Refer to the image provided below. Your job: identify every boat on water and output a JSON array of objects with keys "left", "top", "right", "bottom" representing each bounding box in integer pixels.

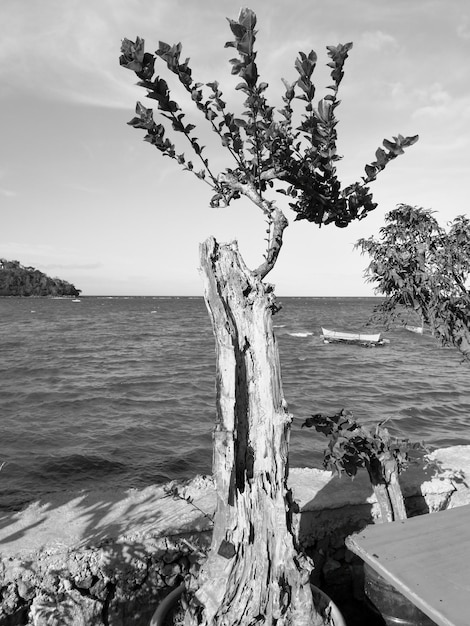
[
  {"left": 321, "top": 327, "right": 387, "bottom": 346},
  {"left": 404, "top": 325, "right": 424, "bottom": 334}
]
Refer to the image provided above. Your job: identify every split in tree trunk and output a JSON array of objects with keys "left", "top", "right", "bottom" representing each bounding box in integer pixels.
[
  {"left": 369, "top": 458, "right": 407, "bottom": 523},
  {"left": 184, "top": 236, "right": 323, "bottom": 625}
]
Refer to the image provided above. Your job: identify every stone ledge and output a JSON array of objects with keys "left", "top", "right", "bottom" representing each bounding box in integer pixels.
[
  {"left": 1, "top": 446, "right": 469, "bottom": 625},
  {"left": 2, "top": 446, "right": 468, "bottom": 559}
]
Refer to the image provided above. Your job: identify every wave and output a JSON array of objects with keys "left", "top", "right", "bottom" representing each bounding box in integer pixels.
[{"left": 1, "top": 295, "right": 469, "bottom": 511}]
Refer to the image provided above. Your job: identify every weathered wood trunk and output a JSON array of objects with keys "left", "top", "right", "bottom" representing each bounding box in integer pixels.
[
  {"left": 186, "top": 237, "right": 321, "bottom": 625},
  {"left": 383, "top": 460, "right": 407, "bottom": 521},
  {"left": 369, "top": 458, "right": 407, "bottom": 523}
]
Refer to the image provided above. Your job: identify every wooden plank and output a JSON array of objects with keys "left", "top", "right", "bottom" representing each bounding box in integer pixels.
[{"left": 346, "top": 505, "right": 470, "bottom": 626}]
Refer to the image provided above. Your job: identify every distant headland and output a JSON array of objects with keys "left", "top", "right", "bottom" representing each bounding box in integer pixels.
[{"left": 0, "top": 259, "right": 81, "bottom": 297}]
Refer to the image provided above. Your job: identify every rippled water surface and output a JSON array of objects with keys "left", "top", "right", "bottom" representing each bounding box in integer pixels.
[{"left": 1, "top": 296, "right": 469, "bottom": 510}]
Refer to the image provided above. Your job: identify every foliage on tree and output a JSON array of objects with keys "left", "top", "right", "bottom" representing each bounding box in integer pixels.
[
  {"left": 356, "top": 204, "right": 470, "bottom": 359},
  {"left": 0, "top": 259, "right": 81, "bottom": 297},
  {"left": 302, "top": 409, "right": 426, "bottom": 522},
  {"left": 120, "top": 8, "right": 417, "bottom": 278}
]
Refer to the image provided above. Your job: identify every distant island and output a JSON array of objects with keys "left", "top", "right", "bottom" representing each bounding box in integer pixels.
[{"left": 0, "top": 259, "right": 81, "bottom": 297}]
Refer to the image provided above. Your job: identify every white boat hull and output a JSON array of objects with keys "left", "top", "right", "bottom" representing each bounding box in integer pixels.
[
  {"left": 321, "top": 327, "right": 384, "bottom": 345},
  {"left": 404, "top": 325, "right": 424, "bottom": 334}
]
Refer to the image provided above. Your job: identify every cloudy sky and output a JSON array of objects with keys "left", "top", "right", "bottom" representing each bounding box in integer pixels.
[{"left": 1, "top": 0, "right": 469, "bottom": 296}]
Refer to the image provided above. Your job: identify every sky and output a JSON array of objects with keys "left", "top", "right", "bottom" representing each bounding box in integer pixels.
[{"left": 1, "top": 0, "right": 469, "bottom": 296}]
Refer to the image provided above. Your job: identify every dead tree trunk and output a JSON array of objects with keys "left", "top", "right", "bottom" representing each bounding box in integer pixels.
[
  {"left": 369, "top": 458, "right": 407, "bottom": 523},
  {"left": 382, "top": 459, "right": 407, "bottom": 521},
  {"left": 185, "top": 236, "right": 322, "bottom": 625}
]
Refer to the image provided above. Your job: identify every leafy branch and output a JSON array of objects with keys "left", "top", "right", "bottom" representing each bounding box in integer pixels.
[
  {"left": 120, "top": 7, "right": 418, "bottom": 279},
  {"left": 275, "top": 44, "right": 418, "bottom": 228},
  {"left": 357, "top": 205, "right": 470, "bottom": 360},
  {"left": 302, "top": 409, "right": 427, "bottom": 521},
  {"left": 164, "top": 482, "right": 214, "bottom": 524}
]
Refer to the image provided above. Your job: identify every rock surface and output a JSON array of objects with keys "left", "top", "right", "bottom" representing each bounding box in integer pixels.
[{"left": 1, "top": 448, "right": 469, "bottom": 625}]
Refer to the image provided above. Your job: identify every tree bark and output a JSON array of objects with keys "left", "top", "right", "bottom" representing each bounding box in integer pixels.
[
  {"left": 371, "top": 483, "right": 394, "bottom": 524},
  {"left": 186, "top": 236, "right": 322, "bottom": 625},
  {"left": 383, "top": 460, "right": 407, "bottom": 521},
  {"left": 370, "top": 458, "right": 407, "bottom": 523}
]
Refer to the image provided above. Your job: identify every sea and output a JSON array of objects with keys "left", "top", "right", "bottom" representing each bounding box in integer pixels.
[{"left": 1, "top": 296, "right": 469, "bottom": 512}]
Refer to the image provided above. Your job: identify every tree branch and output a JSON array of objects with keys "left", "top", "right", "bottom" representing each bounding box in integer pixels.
[{"left": 218, "top": 172, "right": 289, "bottom": 279}]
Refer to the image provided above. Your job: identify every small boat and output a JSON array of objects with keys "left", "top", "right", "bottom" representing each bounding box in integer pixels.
[
  {"left": 404, "top": 325, "right": 423, "bottom": 334},
  {"left": 321, "top": 327, "right": 386, "bottom": 346}
]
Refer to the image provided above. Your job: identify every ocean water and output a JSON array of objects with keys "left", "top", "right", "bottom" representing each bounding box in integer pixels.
[{"left": 1, "top": 296, "right": 469, "bottom": 511}]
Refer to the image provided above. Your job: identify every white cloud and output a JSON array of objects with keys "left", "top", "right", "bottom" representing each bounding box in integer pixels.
[
  {"left": 412, "top": 84, "right": 453, "bottom": 118},
  {"left": 457, "top": 17, "right": 470, "bottom": 40},
  {"left": 0, "top": 167, "right": 17, "bottom": 197},
  {"left": 359, "top": 30, "right": 398, "bottom": 51},
  {"left": 0, "top": 242, "right": 101, "bottom": 270},
  {"left": 0, "top": 0, "right": 174, "bottom": 108},
  {"left": 41, "top": 262, "right": 102, "bottom": 271},
  {"left": 388, "top": 81, "right": 470, "bottom": 124},
  {"left": 407, "top": 84, "right": 470, "bottom": 124},
  {"left": 0, "top": 187, "right": 17, "bottom": 198}
]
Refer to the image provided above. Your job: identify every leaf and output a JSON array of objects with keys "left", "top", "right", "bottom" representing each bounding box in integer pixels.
[
  {"left": 365, "top": 164, "right": 377, "bottom": 179},
  {"left": 238, "top": 7, "right": 257, "bottom": 30},
  {"left": 233, "top": 118, "right": 247, "bottom": 127},
  {"left": 227, "top": 19, "right": 246, "bottom": 39},
  {"left": 156, "top": 40, "right": 171, "bottom": 55},
  {"left": 403, "top": 134, "right": 419, "bottom": 147},
  {"left": 382, "top": 138, "right": 396, "bottom": 151},
  {"left": 120, "top": 36, "right": 146, "bottom": 71},
  {"left": 243, "top": 61, "right": 258, "bottom": 86},
  {"left": 297, "top": 77, "right": 310, "bottom": 94},
  {"left": 375, "top": 147, "right": 387, "bottom": 165}
]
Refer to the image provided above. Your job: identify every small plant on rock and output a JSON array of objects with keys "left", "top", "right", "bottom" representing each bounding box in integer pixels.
[{"left": 302, "top": 409, "right": 426, "bottom": 522}]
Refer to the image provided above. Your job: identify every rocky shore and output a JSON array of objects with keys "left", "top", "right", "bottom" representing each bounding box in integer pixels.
[{"left": 1, "top": 447, "right": 469, "bottom": 625}]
